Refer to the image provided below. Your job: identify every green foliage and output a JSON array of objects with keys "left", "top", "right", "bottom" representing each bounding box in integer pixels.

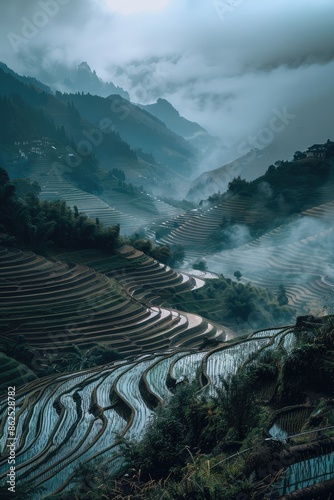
[
  {"left": 32, "top": 344, "right": 125, "bottom": 375},
  {"left": 228, "top": 175, "right": 250, "bottom": 194},
  {"left": 217, "top": 369, "right": 260, "bottom": 440},
  {"left": 0, "top": 482, "right": 43, "bottom": 500},
  {"left": 131, "top": 239, "right": 185, "bottom": 267},
  {"left": 160, "top": 196, "right": 196, "bottom": 211},
  {"left": 206, "top": 153, "right": 334, "bottom": 239},
  {"left": 192, "top": 260, "right": 208, "bottom": 272},
  {"left": 66, "top": 161, "right": 101, "bottom": 194},
  {"left": 0, "top": 94, "right": 56, "bottom": 144},
  {"left": 11, "top": 178, "right": 41, "bottom": 199},
  {"left": 169, "top": 244, "right": 185, "bottom": 267},
  {"left": 124, "top": 383, "right": 218, "bottom": 479},
  {"left": 234, "top": 270, "right": 242, "bottom": 281},
  {"left": 110, "top": 167, "right": 126, "bottom": 181},
  {"left": 277, "top": 284, "right": 289, "bottom": 306},
  {"left": 293, "top": 151, "right": 307, "bottom": 161},
  {"left": 150, "top": 244, "right": 171, "bottom": 264},
  {"left": 276, "top": 320, "right": 334, "bottom": 405},
  {"left": 251, "top": 349, "right": 282, "bottom": 382},
  {"left": 48, "top": 319, "right": 334, "bottom": 498},
  {"left": 166, "top": 276, "right": 295, "bottom": 334},
  {"left": 0, "top": 170, "right": 121, "bottom": 254},
  {"left": 0, "top": 351, "right": 37, "bottom": 393},
  {"left": 132, "top": 238, "right": 153, "bottom": 254}
]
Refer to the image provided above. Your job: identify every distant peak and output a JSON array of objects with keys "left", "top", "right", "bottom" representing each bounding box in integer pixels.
[
  {"left": 78, "top": 62, "right": 92, "bottom": 72},
  {"left": 157, "top": 98, "right": 175, "bottom": 108},
  {"left": 155, "top": 98, "right": 180, "bottom": 117}
]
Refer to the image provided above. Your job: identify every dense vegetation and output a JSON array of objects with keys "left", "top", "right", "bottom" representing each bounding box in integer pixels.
[
  {"left": 0, "top": 166, "right": 121, "bottom": 253},
  {"left": 165, "top": 276, "right": 295, "bottom": 333},
  {"left": 205, "top": 148, "right": 334, "bottom": 247},
  {"left": 208, "top": 152, "right": 334, "bottom": 212}
]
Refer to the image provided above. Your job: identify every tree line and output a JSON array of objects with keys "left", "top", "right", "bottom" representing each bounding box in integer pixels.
[{"left": 0, "top": 166, "right": 120, "bottom": 254}]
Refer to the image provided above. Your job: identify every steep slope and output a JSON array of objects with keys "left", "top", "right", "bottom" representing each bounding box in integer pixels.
[
  {"left": 0, "top": 247, "right": 223, "bottom": 360},
  {"left": 0, "top": 67, "right": 137, "bottom": 170},
  {"left": 61, "top": 61, "right": 130, "bottom": 100},
  {"left": 55, "top": 92, "right": 197, "bottom": 177},
  {"left": 139, "top": 98, "right": 217, "bottom": 152},
  {"left": 0, "top": 64, "right": 197, "bottom": 194},
  {"left": 0, "top": 62, "right": 52, "bottom": 95}
]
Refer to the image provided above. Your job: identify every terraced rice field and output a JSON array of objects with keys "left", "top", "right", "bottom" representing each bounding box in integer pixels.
[
  {"left": 205, "top": 214, "right": 334, "bottom": 314},
  {"left": 152, "top": 189, "right": 334, "bottom": 315},
  {"left": 29, "top": 158, "right": 183, "bottom": 236},
  {"left": 272, "top": 451, "right": 334, "bottom": 497},
  {"left": 103, "top": 245, "right": 205, "bottom": 304},
  {"left": 0, "top": 247, "right": 222, "bottom": 359},
  {"left": 0, "top": 326, "right": 294, "bottom": 497},
  {"left": 155, "top": 194, "right": 270, "bottom": 255},
  {"left": 270, "top": 406, "right": 314, "bottom": 436}
]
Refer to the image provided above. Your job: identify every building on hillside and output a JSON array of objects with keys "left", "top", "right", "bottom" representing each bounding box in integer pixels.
[
  {"left": 306, "top": 140, "right": 334, "bottom": 159},
  {"left": 306, "top": 144, "right": 327, "bottom": 158}
]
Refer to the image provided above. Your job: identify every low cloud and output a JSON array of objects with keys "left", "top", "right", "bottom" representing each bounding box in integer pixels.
[{"left": 1, "top": 0, "right": 333, "bottom": 174}]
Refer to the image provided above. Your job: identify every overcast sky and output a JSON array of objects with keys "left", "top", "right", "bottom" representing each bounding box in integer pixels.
[{"left": 1, "top": 0, "right": 334, "bottom": 160}]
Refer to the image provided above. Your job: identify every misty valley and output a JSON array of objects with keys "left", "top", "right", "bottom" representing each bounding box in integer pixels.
[{"left": 1, "top": 53, "right": 334, "bottom": 499}]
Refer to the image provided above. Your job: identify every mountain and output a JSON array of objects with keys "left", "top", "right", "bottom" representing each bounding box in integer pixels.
[
  {"left": 55, "top": 91, "right": 198, "bottom": 178},
  {"left": 0, "top": 63, "right": 201, "bottom": 209},
  {"left": 186, "top": 148, "right": 277, "bottom": 201},
  {"left": 0, "top": 66, "right": 136, "bottom": 165},
  {"left": 61, "top": 61, "right": 130, "bottom": 100},
  {"left": 0, "top": 63, "right": 197, "bottom": 177},
  {"left": 186, "top": 133, "right": 329, "bottom": 202},
  {"left": 0, "top": 62, "right": 52, "bottom": 95},
  {"left": 139, "top": 98, "right": 218, "bottom": 152}
]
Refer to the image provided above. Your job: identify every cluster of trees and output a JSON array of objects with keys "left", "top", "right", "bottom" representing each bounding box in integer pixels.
[
  {"left": 1, "top": 166, "right": 188, "bottom": 270},
  {"left": 207, "top": 152, "right": 334, "bottom": 238},
  {"left": 166, "top": 275, "right": 295, "bottom": 333},
  {"left": 110, "top": 167, "right": 126, "bottom": 181},
  {"left": 0, "top": 94, "right": 60, "bottom": 145},
  {"left": 0, "top": 334, "right": 126, "bottom": 378},
  {"left": 277, "top": 318, "right": 334, "bottom": 405},
  {"left": 160, "top": 196, "right": 196, "bottom": 211},
  {"left": 0, "top": 167, "right": 121, "bottom": 253},
  {"left": 131, "top": 238, "right": 185, "bottom": 268}
]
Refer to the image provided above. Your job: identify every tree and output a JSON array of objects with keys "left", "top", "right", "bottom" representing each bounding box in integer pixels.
[
  {"left": 124, "top": 383, "right": 204, "bottom": 479},
  {"left": 293, "top": 151, "right": 306, "bottom": 161},
  {"left": 228, "top": 176, "right": 249, "bottom": 194},
  {"left": 12, "top": 178, "right": 41, "bottom": 199},
  {"left": 150, "top": 244, "right": 171, "bottom": 264},
  {"left": 234, "top": 270, "right": 242, "bottom": 281},
  {"left": 266, "top": 164, "right": 276, "bottom": 175},
  {"left": 193, "top": 260, "right": 207, "bottom": 272},
  {"left": 0, "top": 166, "right": 9, "bottom": 185},
  {"left": 133, "top": 238, "right": 152, "bottom": 254},
  {"left": 218, "top": 370, "right": 259, "bottom": 440},
  {"left": 277, "top": 284, "right": 288, "bottom": 306},
  {"left": 169, "top": 245, "right": 185, "bottom": 267}
]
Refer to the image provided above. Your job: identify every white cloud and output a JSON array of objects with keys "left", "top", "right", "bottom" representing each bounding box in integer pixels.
[
  {"left": 0, "top": 0, "right": 333, "bottom": 171},
  {"left": 104, "top": 0, "right": 172, "bottom": 15}
]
